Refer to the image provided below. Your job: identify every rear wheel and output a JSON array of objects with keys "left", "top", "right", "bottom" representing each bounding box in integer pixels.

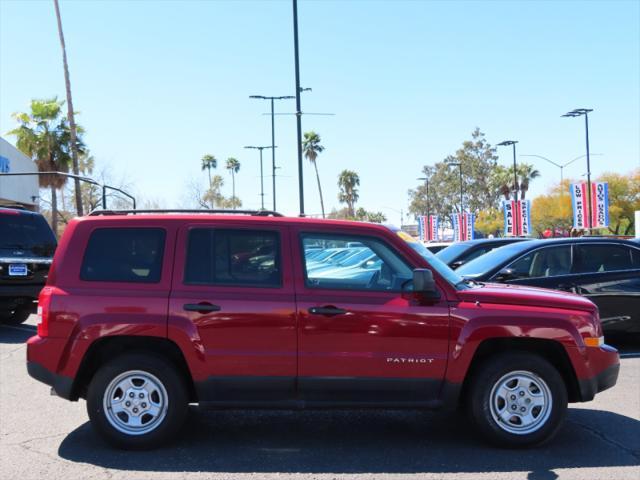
[
  {"left": 1, "top": 307, "right": 32, "bottom": 324},
  {"left": 467, "top": 352, "right": 567, "bottom": 447},
  {"left": 87, "top": 353, "right": 188, "bottom": 449}
]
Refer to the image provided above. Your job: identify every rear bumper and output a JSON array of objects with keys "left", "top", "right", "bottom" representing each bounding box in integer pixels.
[
  {"left": 26, "top": 361, "right": 75, "bottom": 400},
  {"left": 0, "top": 284, "right": 43, "bottom": 311}
]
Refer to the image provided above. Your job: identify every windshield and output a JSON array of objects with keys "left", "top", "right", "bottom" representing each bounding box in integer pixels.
[
  {"left": 0, "top": 211, "right": 56, "bottom": 254},
  {"left": 388, "top": 226, "right": 467, "bottom": 289},
  {"left": 436, "top": 242, "right": 472, "bottom": 264},
  {"left": 456, "top": 240, "right": 538, "bottom": 278}
]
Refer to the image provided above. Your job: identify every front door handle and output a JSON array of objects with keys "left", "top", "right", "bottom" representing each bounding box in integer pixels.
[
  {"left": 308, "top": 306, "right": 347, "bottom": 316},
  {"left": 183, "top": 302, "right": 221, "bottom": 314}
]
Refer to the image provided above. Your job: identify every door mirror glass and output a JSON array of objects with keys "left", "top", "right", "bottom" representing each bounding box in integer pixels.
[
  {"left": 494, "top": 267, "right": 516, "bottom": 281},
  {"left": 412, "top": 268, "right": 440, "bottom": 299}
]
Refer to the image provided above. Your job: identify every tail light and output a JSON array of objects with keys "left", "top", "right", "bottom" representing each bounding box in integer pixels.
[{"left": 37, "top": 287, "right": 54, "bottom": 337}]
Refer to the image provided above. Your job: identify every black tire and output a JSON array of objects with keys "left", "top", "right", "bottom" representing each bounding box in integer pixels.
[
  {"left": 1, "top": 307, "right": 32, "bottom": 324},
  {"left": 86, "top": 353, "right": 188, "bottom": 449},
  {"left": 467, "top": 352, "right": 568, "bottom": 447}
]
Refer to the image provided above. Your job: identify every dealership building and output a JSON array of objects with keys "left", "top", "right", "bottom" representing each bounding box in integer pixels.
[{"left": 0, "top": 137, "right": 38, "bottom": 210}]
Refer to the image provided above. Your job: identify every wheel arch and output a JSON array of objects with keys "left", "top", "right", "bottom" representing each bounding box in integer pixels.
[
  {"left": 71, "top": 336, "right": 197, "bottom": 402},
  {"left": 458, "top": 337, "right": 581, "bottom": 406}
]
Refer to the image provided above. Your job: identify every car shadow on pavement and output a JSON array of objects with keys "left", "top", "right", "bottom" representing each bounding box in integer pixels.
[
  {"left": 0, "top": 323, "right": 35, "bottom": 344},
  {"left": 58, "top": 407, "right": 640, "bottom": 475}
]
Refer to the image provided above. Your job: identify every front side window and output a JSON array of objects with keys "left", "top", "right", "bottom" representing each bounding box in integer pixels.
[
  {"left": 81, "top": 228, "right": 165, "bottom": 283},
  {"left": 505, "top": 245, "right": 571, "bottom": 279},
  {"left": 185, "top": 229, "right": 281, "bottom": 287},
  {"left": 573, "top": 244, "right": 634, "bottom": 273},
  {"left": 301, "top": 234, "right": 412, "bottom": 291}
]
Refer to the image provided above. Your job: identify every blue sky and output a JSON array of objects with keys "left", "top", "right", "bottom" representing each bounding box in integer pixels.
[{"left": 1, "top": 0, "right": 638, "bottom": 224}]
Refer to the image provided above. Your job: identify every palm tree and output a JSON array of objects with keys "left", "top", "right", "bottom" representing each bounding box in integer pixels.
[
  {"left": 225, "top": 157, "right": 240, "bottom": 208},
  {"left": 201, "top": 154, "right": 217, "bottom": 189},
  {"left": 302, "top": 131, "right": 325, "bottom": 218},
  {"left": 491, "top": 165, "right": 515, "bottom": 201},
  {"left": 338, "top": 169, "right": 360, "bottom": 217},
  {"left": 8, "top": 98, "right": 81, "bottom": 235},
  {"left": 53, "top": 0, "right": 83, "bottom": 216},
  {"left": 517, "top": 163, "right": 541, "bottom": 199}
]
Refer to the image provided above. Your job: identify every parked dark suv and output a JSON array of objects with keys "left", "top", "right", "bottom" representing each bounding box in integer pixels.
[{"left": 0, "top": 207, "right": 56, "bottom": 324}]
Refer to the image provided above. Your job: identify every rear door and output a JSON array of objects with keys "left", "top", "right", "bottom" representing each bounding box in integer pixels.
[
  {"left": 571, "top": 243, "right": 640, "bottom": 333},
  {"left": 168, "top": 221, "right": 297, "bottom": 403},
  {"left": 291, "top": 227, "right": 450, "bottom": 406}
]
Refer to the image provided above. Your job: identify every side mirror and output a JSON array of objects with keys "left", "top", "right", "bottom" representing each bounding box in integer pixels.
[
  {"left": 450, "top": 260, "right": 465, "bottom": 269},
  {"left": 494, "top": 267, "right": 516, "bottom": 282},
  {"left": 412, "top": 268, "right": 440, "bottom": 301}
]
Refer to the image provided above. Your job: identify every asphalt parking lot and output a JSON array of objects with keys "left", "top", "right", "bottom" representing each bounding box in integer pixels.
[{"left": 1, "top": 317, "right": 638, "bottom": 480}]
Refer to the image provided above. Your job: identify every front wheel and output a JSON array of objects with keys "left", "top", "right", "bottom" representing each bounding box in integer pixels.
[
  {"left": 87, "top": 353, "right": 188, "bottom": 449},
  {"left": 467, "top": 352, "right": 568, "bottom": 447}
]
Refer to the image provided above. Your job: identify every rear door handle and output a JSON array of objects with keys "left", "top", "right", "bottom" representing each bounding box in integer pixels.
[
  {"left": 308, "top": 306, "right": 347, "bottom": 316},
  {"left": 183, "top": 303, "right": 221, "bottom": 313}
]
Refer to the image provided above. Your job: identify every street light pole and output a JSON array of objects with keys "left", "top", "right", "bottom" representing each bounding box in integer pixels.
[
  {"left": 292, "top": 0, "right": 304, "bottom": 216},
  {"left": 497, "top": 140, "right": 519, "bottom": 236},
  {"left": 562, "top": 108, "right": 594, "bottom": 232},
  {"left": 520, "top": 153, "right": 602, "bottom": 193},
  {"left": 244, "top": 145, "right": 275, "bottom": 210},
  {"left": 249, "top": 95, "right": 295, "bottom": 212}
]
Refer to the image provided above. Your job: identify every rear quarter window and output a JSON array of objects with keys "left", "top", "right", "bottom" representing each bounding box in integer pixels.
[{"left": 80, "top": 228, "right": 166, "bottom": 283}]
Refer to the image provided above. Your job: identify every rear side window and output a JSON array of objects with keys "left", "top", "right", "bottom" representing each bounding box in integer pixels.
[
  {"left": 573, "top": 244, "right": 634, "bottom": 273},
  {"left": 505, "top": 246, "right": 571, "bottom": 279},
  {"left": 184, "top": 229, "right": 281, "bottom": 287},
  {"left": 81, "top": 228, "right": 166, "bottom": 283}
]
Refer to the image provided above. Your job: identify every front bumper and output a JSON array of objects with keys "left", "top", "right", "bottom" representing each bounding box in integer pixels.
[
  {"left": 578, "top": 362, "right": 620, "bottom": 401},
  {"left": 27, "top": 361, "right": 75, "bottom": 400}
]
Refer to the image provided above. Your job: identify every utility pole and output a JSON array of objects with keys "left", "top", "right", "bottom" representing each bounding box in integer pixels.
[
  {"left": 244, "top": 145, "right": 275, "bottom": 210},
  {"left": 563, "top": 108, "right": 594, "bottom": 233},
  {"left": 249, "top": 95, "right": 295, "bottom": 211},
  {"left": 292, "top": 0, "right": 304, "bottom": 216}
]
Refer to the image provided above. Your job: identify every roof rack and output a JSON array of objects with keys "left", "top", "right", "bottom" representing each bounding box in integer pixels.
[
  {"left": 0, "top": 204, "right": 31, "bottom": 211},
  {"left": 88, "top": 209, "right": 284, "bottom": 217}
]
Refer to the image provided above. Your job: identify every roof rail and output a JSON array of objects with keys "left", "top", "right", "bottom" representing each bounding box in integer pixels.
[
  {"left": 88, "top": 209, "right": 284, "bottom": 217},
  {"left": 0, "top": 204, "right": 31, "bottom": 211}
]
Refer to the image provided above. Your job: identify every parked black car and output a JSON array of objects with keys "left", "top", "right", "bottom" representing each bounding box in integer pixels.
[
  {"left": 0, "top": 207, "right": 56, "bottom": 324},
  {"left": 456, "top": 237, "right": 640, "bottom": 335},
  {"left": 436, "top": 237, "right": 530, "bottom": 269}
]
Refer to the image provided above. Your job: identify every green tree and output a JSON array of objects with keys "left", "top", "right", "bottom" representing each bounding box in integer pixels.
[
  {"left": 201, "top": 154, "right": 217, "bottom": 190},
  {"left": 517, "top": 163, "right": 541, "bottom": 200},
  {"left": 53, "top": 0, "right": 83, "bottom": 216},
  {"left": 598, "top": 169, "right": 640, "bottom": 235},
  {"left": 338, "top": 169, "right": 360, "bottom": 217},
  {"left": 8, "top": 98, "right": 83, "bottom": 235},
  {"left": 475, "top": 208, "right": 505, "bottom": 237},
  {"left": 302, "top": 131, "right": 326, "bottom": 218},
  {"left": 225, "top": 157, "right": 240, "bottom": 208},
  {"left": 531, "top": 180, "right": 573, "bottom": 236},
  {"left": 409, "top": 129, "right": 500, "bottom": 219}
]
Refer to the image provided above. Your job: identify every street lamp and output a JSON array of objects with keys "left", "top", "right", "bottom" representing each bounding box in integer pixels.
[
  {"left": 520, "top": 153, "right": 603, "bottom": 189},
  {"left": 244, "top": 145, "right": 276, "bottom": 210},
  {"left": 497, "top": 140, "right": 519, "bottom": 236},
  {"left": 249, "top": 95, "right": 295, "bottom": 212},
  {"left": 562, "top": 108, "right": 594, "bottom": 232},
  {"left": 447, "top": 163, "right": 463, "bottom": 214}
]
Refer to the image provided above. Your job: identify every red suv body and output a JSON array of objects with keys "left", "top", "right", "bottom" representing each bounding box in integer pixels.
[{"left": 27, "top": 212, "right": 619, "bottom": 449}]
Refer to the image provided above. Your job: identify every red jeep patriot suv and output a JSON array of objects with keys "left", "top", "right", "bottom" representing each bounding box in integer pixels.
[{"left": 26, "top": 210, "right": 619, "bottom": 449}]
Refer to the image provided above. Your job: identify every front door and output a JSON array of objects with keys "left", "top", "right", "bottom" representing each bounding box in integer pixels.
[
  {"left": 292, "top": 228, "right": 450, "bottom": 406},
  {"left": 169, "top": 222, "right": 297, "bottom": 404}
]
